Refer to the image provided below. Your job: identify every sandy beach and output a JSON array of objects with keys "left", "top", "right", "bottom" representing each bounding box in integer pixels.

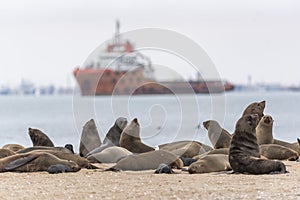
[{"left": 0, "top": 161, "right": 299, "bottom": 200}]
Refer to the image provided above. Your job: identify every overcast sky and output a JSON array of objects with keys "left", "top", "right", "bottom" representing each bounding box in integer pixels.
[{"left": 0, "top": 0, "right": 299, "bottom": 87}]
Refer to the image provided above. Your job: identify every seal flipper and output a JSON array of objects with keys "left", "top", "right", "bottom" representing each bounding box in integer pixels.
[{"left": 4, "top": 154, "right": 38, "bottom": 171}]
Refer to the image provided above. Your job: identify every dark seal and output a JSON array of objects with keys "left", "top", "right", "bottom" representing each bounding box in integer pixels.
[
  {"left": 28, "top": 128, "right": 54, "bottom": 147},
  {"left": 229, "top": 114, "right": 286, "bottom": 174},
  {"left": 242, "top": 100, "right": 265, "bottom": 121}
]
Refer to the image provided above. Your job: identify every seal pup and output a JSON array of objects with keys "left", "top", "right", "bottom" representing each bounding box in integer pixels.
[
  {"left": 256, "top": 115, "right": 300, "bottom": 153},
  {"left": 28, "top": 128, "right": 54, "bottom": 147},
  {"left": 155, "top": 164, "right": 174, "bottom": 174},
  {"left": 203, "top": 120, "right": 232, "bottom": 149},
  {"left": 79, "top": 119, "right": 102, "bottom": 157},
  {"left": 119, "top": 118, "right": 155, "bottom": 153},
  {"left": 85, "top": 117, "right": 127, "bottom": 157},
  {"left": 242, "top": 100, "right": 265, "bottom": 121},
  {"left": 0, "top": 152, "right": 81, "bottom": 173},
  {"left": 260, "top": 144, "right": 298, "bottom": 161},
  {"left": 87, "top": 146, "right": 132, "bottom": 163},
  {"left": 159, "top": 140, "right": 213, "bottom": 158},
  {"left": 2, "top": 144, "right": 25, "bottom": 152},
  {"left": 229, "top": 114, "right": 286, "bottom": 174},
  {"left": 188, "top": 154, "right": 231, "bottom": 174},
  {"left": 107, "top": 150, "right": 183, "bottom": 171}
]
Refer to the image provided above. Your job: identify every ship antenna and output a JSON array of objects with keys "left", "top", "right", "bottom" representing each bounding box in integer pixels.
[{"left": 114, "top": 19, "right": 120, "bottom": 45}]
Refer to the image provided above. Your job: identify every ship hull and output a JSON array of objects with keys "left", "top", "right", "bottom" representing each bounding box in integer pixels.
[{"left": 73, "top": 68, "right": 234, "bottom": 96}]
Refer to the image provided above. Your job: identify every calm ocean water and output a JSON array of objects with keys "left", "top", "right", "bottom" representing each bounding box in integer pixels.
[{"left": 0, "top": 91, "right": 299, "bottom": 153}]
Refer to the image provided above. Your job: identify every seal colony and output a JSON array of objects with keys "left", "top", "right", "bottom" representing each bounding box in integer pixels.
[{"left": 0, "top": 100, "right": 298, "bottom": 175}]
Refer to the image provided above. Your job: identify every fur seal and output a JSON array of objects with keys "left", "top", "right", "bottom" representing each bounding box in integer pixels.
[
  {"left": 159, "top": 140, "right": 212, "bottom": 158},
  {"left": 256, "top": 115, "right": 300, "bottom": 153},
  {"left": 108, "top": 150, "right": 183, "bottom": 171},
  {"left": 22, "top": 149, "right": 96, "bottom": 169},
  {"left": 2, "top": 144, "right": 25, "bottom": 152},
  {"left": 79, "top": 119, "right": 102, "bottom": 157},
  {"left": 0, "top": 152, "right": 81, "bottom": 173},
  {"left": 87, "top": 146, "right": 132, "bottom": 163},
  {"left": 188, "top": 154, "right": 231, "bottom": 174},
  {"left": 0, "top": 149, "right": 16, "bottom": 159},
  {"left": 260, "top": 144, "right": 299, "bottom": 161},
  {"left": 17, "top": 146, "right": 72, "bottom": 154},
  {"left": 85, "top": 117, "right": 127, "bottom": 157},
  {"left": 155, "top": 164, "right": 174, "bottom": 174},
  {"left": 229, "top": 114, "right": 286, "bottom": 174},
  {"left": 242, "top": 100, "right": 265, "bottom": 121},
  {"left": 119, "top": 118, "right": 155, "bottom": 153},
  {"left": 203, "top": 120, "right": 232, "bottom": 149},
  {"left": 28, "top": 128, "right": 54, "bottom": 147}
]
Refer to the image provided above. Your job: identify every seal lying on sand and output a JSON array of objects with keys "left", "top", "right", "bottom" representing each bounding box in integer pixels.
[
  {"left": 85, "top": 117, "right": 127, "bottom": 157},
  {"left": 120, "top": 118, "right": 155, "bottom": 153},
  {"left": 229, "top": 114, "right": 286, "bottom": 174},
  {"left": 107, "top": 150, "right": 183, "bottom": 171},
  {"left": 0, "top": 152, "right": 81, "bottom": 173},
  {"left": 256, "top": 115, "right": 300, "bottom": 154},
  {"left": 79, "top": 119, "right": 102, "bottom": 157},
  {"left": 17, "top": 146, "right": 73, "bottom": 154},
  {"left": 260, "top": 144, "right": 299, "bottom": 161},
  {"left": 2, "top": 144, "right": 24, "bottom": 152},
  {"left": 242, "top": 100, "right": 265, "bottom": 121},
  {"left": 28, "top": 128, "right": 54, "bottom": 147},
  {"left": 188, "top": 154, "right": 231, "bottom": 174},
  {"left": 192, "top": 148, "right": 229, "bottom": 160},
  {"left": 203, "top": 120, "right": 232, "bottom": 149},
  {"left": 87, "top": 146, "right": 132, "bottom": 163},
  {"left": 159, "top": 140, "right": 212, "bottom": 158}
]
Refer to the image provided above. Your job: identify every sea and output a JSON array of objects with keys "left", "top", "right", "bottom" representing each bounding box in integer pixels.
[{"left": 0, "top": 91, "right": 299, "bottom": 152}]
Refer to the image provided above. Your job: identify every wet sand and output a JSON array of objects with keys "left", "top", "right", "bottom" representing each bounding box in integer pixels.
[{"left": 0, "top": 161, "right": 299, "bottom": 199}]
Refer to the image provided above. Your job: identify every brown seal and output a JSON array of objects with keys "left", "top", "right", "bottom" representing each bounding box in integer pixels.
[
  {"left": 256, "top": 115, "right": 300, "bottom": 153},
  {"left": 87, "top": 146, "right": 132, "bottom": 163},
  {"left": 203, "top": 120, "right": 232, "bottom": 149},
  {"left": 0, "top": 149, "right": 16, "bottom": 159},
  {"left": 242, "top": 100, "right": 265, "bottom": 121},
  {"left": 120, "top": 118, "right": 155, "bottom": 153},
  {"left": 159, "top": 140, "right": 212, "bottom": 158},
  {"left": 107, "top": 150, "right": 183, "bottom": 171},
  {"left": 2, "top": 144, "right": 25, "bottom": 152},
  {"left": 260, "top": 144, "right": 299, "bottom": 161},
  {"left": 0, "top": 152, "right": 81, "bottom": 173},
  {"left": 28, "top": 128, "right": 54, "bottom": 147},
  {"left": 188, "top": 154, "right": 231, "bottom": 174},
  {"left": 85, "top": 117, "right": 128, "bottom": 157},
  {"left": 22, "top": 149, "right": 97, "bottom": 169},
  {"left": 229, "top": 114, "right": 286, "bottom": 174},
  {"left": 17, "top": 146, "right": 72, "bottom": 154},
  {"left": 79, "top": 119, "right": 102, "bottom": 157}
]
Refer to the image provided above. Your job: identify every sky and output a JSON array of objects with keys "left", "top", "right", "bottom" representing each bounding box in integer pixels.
[{"left": 0, "top": 0, "right": 299, "bottom": 87}]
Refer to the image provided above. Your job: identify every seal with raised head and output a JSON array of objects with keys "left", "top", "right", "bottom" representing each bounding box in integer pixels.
[
  {"left": 242, "top": 100, "right": 265, "bottom": 121},
  {"left": 203, "top": 120, "right": 232, "bottom": 149},
  {"left": 28, "top": 128, "right": 54, "bottom": 147},
  {"left": 2, "top": 144, "right": 25, "bottom": 152},
  {"left": 159, "top": 140, "right": 213, "bottom": 158},
  {"left": 188, "top": 154, "right": 231, "bottom": 174},
  {"left": 256, "top": 115, "right": 300, "bottom": 153},
  {"left": 120, "top": 118, "right": 155, "bottom": 153},
  {"left": 87, "top": 146, "right": 132, "bottom": 163},
  {"left": 0, "top": 152, "right": 81, "bottom": 173},
  {"left": 229, "top": 114, "right": 286, "bottom": 174},
  {"left": 79, "top": 119, "right": 102, "bottom": 157},
  {"left": 260, "top": 144, "right": 298, "bottom": 161},
  {"left": 107, "top": 150, "right": 183, "bottom": 171},
  {"left": 85, "top": 117, "right": 128, "bottom": 157}
]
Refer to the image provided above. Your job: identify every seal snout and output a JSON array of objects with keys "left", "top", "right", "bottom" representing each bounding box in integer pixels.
[
  {"left": 133, "top": 118, "right": 138, "bottom": 123},
  {"left": 264, "top": 116, "right": 272, "bottom": 124}
]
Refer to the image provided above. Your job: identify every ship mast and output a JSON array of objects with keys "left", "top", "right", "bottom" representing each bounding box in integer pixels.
[{"left": 114, "top": 20, "right": 120, "bottom": 45}]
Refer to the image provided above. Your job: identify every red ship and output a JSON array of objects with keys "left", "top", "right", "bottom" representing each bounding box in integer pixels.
[{"left": 73, "top": 21, "right": 234, "bottom": 96}]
